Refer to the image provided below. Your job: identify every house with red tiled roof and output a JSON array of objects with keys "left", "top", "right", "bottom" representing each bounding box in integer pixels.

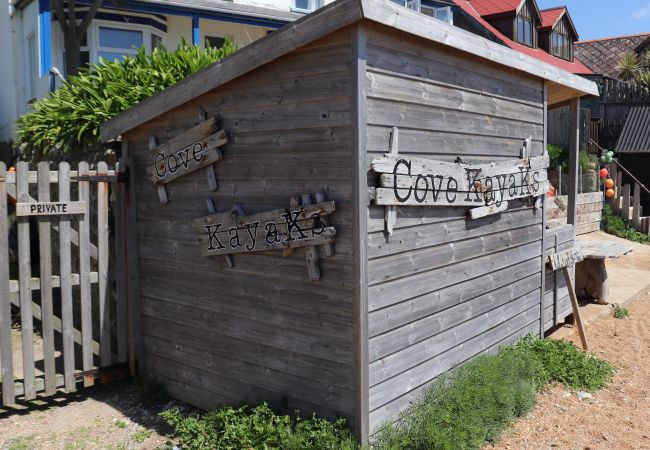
[{"left": 450, "top": 0, "right": 592, "bottom": 75}]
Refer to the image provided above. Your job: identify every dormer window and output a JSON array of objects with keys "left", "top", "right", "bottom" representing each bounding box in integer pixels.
[
  {"left": 515, "top": 1, "right": 536, "bottom": 47},
  {"left": 552, "top": 31, "right": 571, "bottom": 60}
]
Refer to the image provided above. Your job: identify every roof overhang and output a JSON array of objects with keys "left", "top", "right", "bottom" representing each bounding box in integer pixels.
[{"left": 100, "top": 0, "right": 599, "bottom": 141}]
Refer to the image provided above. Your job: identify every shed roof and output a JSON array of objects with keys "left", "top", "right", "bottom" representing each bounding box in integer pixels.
[
  {"left": 615, "top": 106, "right": 650, "bottom": 154},
  {"left": 100, "top": 0, "right": 599, "bottom": 141}
]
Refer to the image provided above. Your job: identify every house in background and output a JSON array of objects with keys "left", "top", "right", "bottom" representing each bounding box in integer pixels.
[
  {"left": 576, "top": 32, "right": 650, "bottom": 80},
  {"left": 0, "top": 0, "right": 460, "bottom": 145},
  {"left": 0, "top": 0, "right": 306, "bottom": 143}
]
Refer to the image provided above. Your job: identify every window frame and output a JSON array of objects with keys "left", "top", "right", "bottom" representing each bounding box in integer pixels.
[
  {"left": 89, "top": 20, "right": 164, "bottom": 64},
  {"left": 291, "top": 0, "right": 323, "bottom": 14},
  {"left": 514, "top": 1, "right": 536, "bottom": 48}
]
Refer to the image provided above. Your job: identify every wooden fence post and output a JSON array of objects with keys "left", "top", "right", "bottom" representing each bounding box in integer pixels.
[
  {"left": 622, "top": 184, "right": 631, "bottom": 220},
  {"left": 37, "top": 162, "right": 56, "bottom": 396},
  {"left": 58, "top": 162, "right": 76, "bottom": 392},
  {"left": 633, "top": 183, "right": 641, "bottom": 229},
  {"left": 16, "top": 161, "right": 36, "bottom": 399},
  {"left": 97, "top": 162, "right": 111, "bottom": 366},
  {"left": 78, "top": 162, "right": 94, "bottom": 387},
  {"left": 616, "top": 171, "right": 623, "bottom": 213},
  {"left": 0, "top": 162, "right": 14, "bottom": 405}
]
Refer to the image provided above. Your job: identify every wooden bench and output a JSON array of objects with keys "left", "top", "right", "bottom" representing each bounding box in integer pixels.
[{"left": 574, "top": 240, "right": 634, "bottom": 304}]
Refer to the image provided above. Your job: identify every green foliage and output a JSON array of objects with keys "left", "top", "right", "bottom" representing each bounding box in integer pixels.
[
  {"left": 132, "top": 429, "right": 152, "bottom": 443},
  {"left": 603, "top": 204, "right": 650, "bottom": 244},
  {"left": 16, "top": 40, "right": 236, "bottom": 159},
  {"left": 160, "top": 403, "right": 359, "bottom": 450},
  {"left": 617, "top": 51, "right": 641, "bottom": 81},
  {"left": 614, "top": 305, "right": 630, "bottom": 319},
  {"left": 372, "top": 336, "right": 613, "bottom": 450},
  {"left": 113, "top": 419, "right": 127, "bottom": 429},
  {"left": 506, "top": 336, "right": 614, "bottom": 391},
  {"left": 547, "top": 145, "right": 598, "bottom": 172},
  {"left": 547, "top": 144, "right": 566, "bottom": 169}
]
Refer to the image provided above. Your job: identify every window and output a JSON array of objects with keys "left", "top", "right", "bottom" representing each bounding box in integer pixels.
[
  {"left": 151, "top": 33, "right": 163, "bottom": 50},
  {"left": 394, "top": 0, "right": 453, "bottom": 23},
  {"left": 97, "top": 26, "right": 143, "bottom": 62},
  {"left": 205, "top": 36, "right": 226, "bottom": 49},
  {"left": 515, "top": 1, "right": 535, "bottom": 47},
  {"left": 291, "top": 0, "right": 323, "bottom": 13},
  {"left": 552, "top": 31, "right": 571, "bottom": 60}
]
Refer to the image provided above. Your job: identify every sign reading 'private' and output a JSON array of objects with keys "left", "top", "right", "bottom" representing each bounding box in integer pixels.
[
  {"left": 192, "top": 201, "right": 337, "bottom": 256},
  {"left": 16, "top": 201, "right": 87, "bottom": 217},
  {"left": 371, "top": 155, "right": 550, "bottom": 207}
]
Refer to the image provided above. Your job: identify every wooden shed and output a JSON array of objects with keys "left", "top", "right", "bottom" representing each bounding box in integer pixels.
[{"left": 100, "top": 0, "right": 598, "bottom": 442}]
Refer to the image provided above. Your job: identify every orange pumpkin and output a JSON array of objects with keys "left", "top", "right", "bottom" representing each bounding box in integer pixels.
[
  {"left": 605, "top": 178, "right": 614, "bottom": 189},
  {"left": 605, "top": 188, "right": 615, "bottom": 198}
]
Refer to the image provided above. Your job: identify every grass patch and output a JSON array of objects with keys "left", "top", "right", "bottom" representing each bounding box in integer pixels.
[
  {"left": 160, "top": 402, "right": 358, "bottom": 450},
  {"left": 614, "top": 305, "right": 630, "bottom": 319},
  {"left": 113, "top": 419, "right": 127, "bottom": 429},
  {"left": 373, "top": 336, "right": 613, "bottom": 450},
  {"left": 603, "top": 205, "right": 650, "bottom": 244},
  {"left": 157, "top": 336, "right": 613, "bottom": 450},
  {"left": 132, "top": 429, "right": 152, "bottom": 443}
]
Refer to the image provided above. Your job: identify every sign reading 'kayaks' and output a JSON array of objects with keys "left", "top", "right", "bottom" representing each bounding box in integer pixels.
[
  {"left": 192, "top": 201, "right": 337, "bottom": 256},
  {"left": 146, "top": 117, "right": 227, "bottom": 185},
  {"left": 371, "top": 154, "right": 549, "bottom": 207}
]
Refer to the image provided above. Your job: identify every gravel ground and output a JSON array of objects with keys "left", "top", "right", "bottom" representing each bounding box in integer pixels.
[
  {"left": 0, "top": 381, "right": 185, "bottom": 450},
  {"left": 487, "top": 291, "right": 650, "bottom": 450}
]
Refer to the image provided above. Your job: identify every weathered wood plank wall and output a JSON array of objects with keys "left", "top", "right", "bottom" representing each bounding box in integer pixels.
[
  {"left": 543, "top": 224, "right": 574, "bottom": 331},
  {"left": 124, "top": 29, "right": 357, "bottom": 421},
  {"left": 363, "top": 24, "right": 546, "bottom": 431}
]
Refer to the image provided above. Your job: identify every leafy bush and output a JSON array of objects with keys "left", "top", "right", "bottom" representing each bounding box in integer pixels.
[
  {"left": 16, "top": 40, "right": 236, "bottom": 159},
  {"left": 372, "top": 336, "right": 613, "bottom": 450},
  {"left": 614, "top": 305, "right": 630, "bottom": 319},
  {"left": 603, "top": 204, "right": 650, "bottom": 244},
  {"left": 160, "top": 403, "right": 359, "bottom": 450},
  {"left": 547, "top": 144, "right": 567, "bottom": 169},
  {"left": 547, "top": 145, "right": 597, "bottom": 172}
]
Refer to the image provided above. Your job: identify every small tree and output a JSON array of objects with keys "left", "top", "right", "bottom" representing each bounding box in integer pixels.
[
  {"left": 617, "top": 51, "right": 640, "bottom": 82},
  {"left": 53, "top": 0, "right": 103, "bottom": 76}
]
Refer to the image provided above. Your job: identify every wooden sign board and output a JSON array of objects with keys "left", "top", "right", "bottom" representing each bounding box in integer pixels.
[
  {"left": 146, "top": 117, "right": 227, "bottom": 185},
  {"left": 16, "top": 201, "right": 87, "bottom": 217},
  {"left": 371, "top": 155, "right": 549, "bottom": 207},
  {"left": 193, "top": 201, "right": 336, "bottom": 256},
  {"left": 547, "top": 248, "right": 584, "bottom": 270}
]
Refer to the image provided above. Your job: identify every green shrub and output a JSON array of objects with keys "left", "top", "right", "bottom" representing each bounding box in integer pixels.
[
  {"left": 16, "top": 40, "right": 236, "bottom": 159},
  {"left": 603, "top": 204, "right": 650, "bottom": 244},
  {"left": 372, "top": 336, "right": 613, "bottom": 450},
  {"left": 614, "top": 305, "right": 630, "bottom": 319},
  {"left": 547, "top": 144, "right": 566, "bottom": 169},
  {"left": 160, "top": 403, "right": 359, "bottom": 450}
]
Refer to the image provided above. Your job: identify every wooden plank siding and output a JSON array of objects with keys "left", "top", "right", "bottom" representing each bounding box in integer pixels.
[
  {"left": 363, "top": 24, "right": 547, "bottom": 432},
  {"left": 543, "top": 224, "right": 575, "bottom": 331},
  {"left": 124, "top": 30, "right": 358, "bottom": 422}
]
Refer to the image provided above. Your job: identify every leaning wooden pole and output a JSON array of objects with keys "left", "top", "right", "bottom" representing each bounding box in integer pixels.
[{"left": 562, "top": 266, "right": 589, "bottom": 351}]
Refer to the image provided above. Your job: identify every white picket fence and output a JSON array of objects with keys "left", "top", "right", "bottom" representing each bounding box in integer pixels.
[{"left": 608, "top": 162, "right": 650, "bottom": 234}]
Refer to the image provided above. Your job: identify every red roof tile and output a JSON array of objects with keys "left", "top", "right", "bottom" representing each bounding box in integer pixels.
[
  {"left": 467, "top": 0, "right": 522, "bottom": 17},
  {"left": 539, "top": 7, "right": 564, "bottom": 29},
  {"left": 455, "top": 0, "right": 593, "bottom": 74}
]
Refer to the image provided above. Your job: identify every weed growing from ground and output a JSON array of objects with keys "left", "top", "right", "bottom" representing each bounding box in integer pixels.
[
  {"left": 614, "top": 305, "right": 630, "bottom": 319},
  {"left": 132, "top": 429, "right": 152, "bottom": 443},
  {"left": 603, "top": 205, "right": 650, "bottom": 244}
]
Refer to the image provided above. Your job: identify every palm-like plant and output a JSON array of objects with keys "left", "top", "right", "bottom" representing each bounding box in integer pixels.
[
  {"left": 638, "top": 70, "right": 650, "bottom": 89},
  {"left": 617, "top": 51, "right": 640, "bottom": 81}
]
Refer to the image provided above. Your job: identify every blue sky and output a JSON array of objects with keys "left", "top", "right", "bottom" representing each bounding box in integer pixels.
[{"left": 536, "top": 0, "right": 650, "bottom": 41}]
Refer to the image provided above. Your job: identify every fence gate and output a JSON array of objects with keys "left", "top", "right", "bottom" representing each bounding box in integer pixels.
[{"left": 0, "top": 160, "right": 129, "bottom": 406}]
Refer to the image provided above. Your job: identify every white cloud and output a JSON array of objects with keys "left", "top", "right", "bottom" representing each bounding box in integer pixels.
[{"left": 633, "top": 2, "right": 650, "bottom": 19}]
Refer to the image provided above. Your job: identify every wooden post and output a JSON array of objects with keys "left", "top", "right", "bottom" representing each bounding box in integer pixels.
[
  {"left": 37, "top": 162, "right": 56, "bottom": 395},
  {"left": 633, "top": 182, "right": 641, "bottom": 229},
  {"left": 540, "top": 82, "right": 548, "bottom": 337},
  {"left": 567, "top": 98, "right": 580, "bottom": 236},
  {"left": 616, "top": 171, "right": 623, "bottom": 213},
  {"left": 622, "top": 184, "right": 631, "bottom": 220},
  {"left": 0, "top": 162, "right": 15, "bottom": 405},
  {"left": 97, "top": 162, "right": 111, "bottom": 366},
  {"left": 16, "top": 161, "right": 36, "bottom": 399},
  {"left": 562, "top": 266, "right": 589, "bottom": 350},
  {"left": 78, "top": 162, "right": 94, "bottom": 387},
  {"left": 114, "top": 162, "right": 129, "bottom": 364},
  {"left": 301, "top": 193, "right": 321, "bottom": 281},
  {"left": 58, "top": 162, "right": 76, "bottom": 391}
]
